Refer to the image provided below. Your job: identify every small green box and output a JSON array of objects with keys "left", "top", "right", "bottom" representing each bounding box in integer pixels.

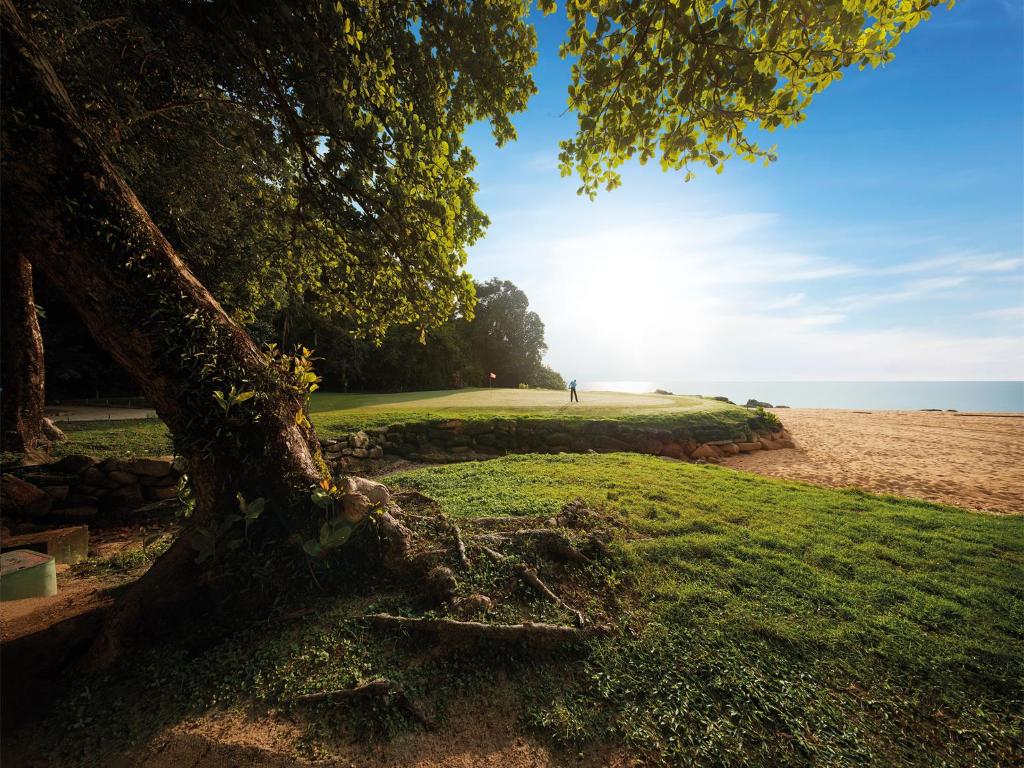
[{"left": 0, "top": 550, "right": 57, "bottom": 601}]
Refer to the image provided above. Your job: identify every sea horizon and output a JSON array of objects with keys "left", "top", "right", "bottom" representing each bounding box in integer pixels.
[{"left": 579, "top": 381, "right": 1024, "bottom": 413}]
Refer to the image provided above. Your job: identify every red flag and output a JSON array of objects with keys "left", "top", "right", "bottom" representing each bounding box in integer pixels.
[{"left": 488, "top": 372, "right": 497, "bottom": 379}]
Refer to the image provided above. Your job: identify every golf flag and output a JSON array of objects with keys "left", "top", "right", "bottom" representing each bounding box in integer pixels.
[{"left": 489, "top": 372, "right": 497, "bottom": 379}]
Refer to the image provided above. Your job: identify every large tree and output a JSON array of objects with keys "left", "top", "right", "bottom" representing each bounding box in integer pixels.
[
  {"left": 470, "top": 279, "right": 551, "bottom": 389},
  {"left": 4, "top": 0, "right": 538, "bottom": 444},
  {"left": 1, "top": 0, "right": 536, "bottom": 655},
  {"left": 1, "top": 251, "right": 47, "bottom": 452},
  {"left": 2, "top": 0, "right": 942, "bottom": 652}
]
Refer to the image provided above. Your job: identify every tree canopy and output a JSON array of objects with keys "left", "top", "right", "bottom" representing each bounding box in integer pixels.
[
  {"left": 280, "top": 279, "right": 565, "bottom": 393},
  {"left": 26, "top": 0, "right": 538, "bottom": 332},
  {"left": 552, "top": 0, "right": 949, "bottom": 197}
]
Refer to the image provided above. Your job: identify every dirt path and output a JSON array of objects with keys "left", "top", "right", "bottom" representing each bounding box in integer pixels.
[{"left": 724, "top": 409, "right": 1024, "bottom": 514}]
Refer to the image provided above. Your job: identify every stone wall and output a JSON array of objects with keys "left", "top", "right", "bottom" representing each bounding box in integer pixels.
[
  {"left": 321, "top": 418, "right": 795, "bottom": 472},
  {"left": 2, "top": 454, "right": 180, "bottom": 527}
]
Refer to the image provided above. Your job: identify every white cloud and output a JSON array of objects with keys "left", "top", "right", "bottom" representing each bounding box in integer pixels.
[
  {"left": 470, "top": 204, "right": 1024, "bottom": 381},
  {"left": 978, "top": 306, "right": 1024, "bottom": 321}
]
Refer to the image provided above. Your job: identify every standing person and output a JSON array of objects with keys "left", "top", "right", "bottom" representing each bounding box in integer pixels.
[{"left": 569, "top": 379, "right": 579, "bottom": 403}]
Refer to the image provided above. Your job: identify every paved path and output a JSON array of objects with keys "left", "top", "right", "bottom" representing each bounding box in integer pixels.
[{"left": 46, "top": 405, "right": 158, "bottom": 422}]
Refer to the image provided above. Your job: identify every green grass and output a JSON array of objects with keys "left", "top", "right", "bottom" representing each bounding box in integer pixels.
[
  {"left": 391, "top": 455, "right": 1024, "bottom": 764},
  {"left": 52, "top": 388, "right": 754, "bottom": 458},
  {"left": 31, "top": 454, "right": 1022, "bottom": 766},
  {"left": 53, "top": 419, "right": 173, "bottom": 459}
]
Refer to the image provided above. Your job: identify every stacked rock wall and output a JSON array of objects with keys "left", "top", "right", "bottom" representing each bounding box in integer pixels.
[
  {"left": 2, "top": 454, "right": 181, "bottom": 526},
  {"left": 321, "top": 418, "right": 795, "bottom": 472}
]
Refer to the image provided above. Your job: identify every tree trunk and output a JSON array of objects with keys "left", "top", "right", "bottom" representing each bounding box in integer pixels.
[
  {"left": 0, "top": 248, "right": 47, "bottom": 453},
  {"left": 2, "top": 0, "right": 328, "bottom": 658}
]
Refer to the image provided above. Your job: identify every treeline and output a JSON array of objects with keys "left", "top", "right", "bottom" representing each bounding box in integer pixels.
[{"left": 41, "top": 277, "right": 564, "bottom": 399}]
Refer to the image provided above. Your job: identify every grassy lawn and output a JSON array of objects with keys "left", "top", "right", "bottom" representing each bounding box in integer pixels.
[
  {"left": 36, "top": 454, "right": 1022, "bottom": 766},
  {"left": 388, "top": 455, "right": 1022, "bottom": 764},
  {"left": 50, "top": 388, "right": 752, "bottom": 458}
]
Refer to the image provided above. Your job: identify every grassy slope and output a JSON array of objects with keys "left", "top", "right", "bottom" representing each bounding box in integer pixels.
[
  {"left": 39, "top": 454, "right": 1022, "bottom": 766},
  {"left": 390, "top": 455, "right": 1024, "bottom": 764},
  {"left": 51, "top": 389, "right": 753, "bottom": 458}
]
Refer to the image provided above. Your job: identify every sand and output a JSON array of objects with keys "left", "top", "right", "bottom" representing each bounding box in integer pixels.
[{"left": 724, "top": 409, "right": 1024, "bottom": 514}]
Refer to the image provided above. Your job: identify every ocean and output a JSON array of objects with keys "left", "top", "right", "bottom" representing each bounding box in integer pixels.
[{"left": 580, "top": 381, "right": 1024, "bottom": 413}]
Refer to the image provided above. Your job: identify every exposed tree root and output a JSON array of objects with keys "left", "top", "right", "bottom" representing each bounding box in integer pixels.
[
  {"left": 366, "top": 613, "right": 592, "bottom": 648},
  {"left": 289, "top": 677, "right": 433, "bottom": 727},
  {"left": 462, "top": 515, "right": 547, "bottom": 529},
  {"left": 477, "top": 529, "right": 591, "bottom": 564},
  {"left": 84, "top": 531, "right": 204, "bottom": 671},
  {"left": 448, "top": 520, "right": 470, "bottom": 569},
  {"left": 372, "top": 507, "right": 415, "bottom": 573},
  {"left": 477, "top": 544, "right": 507, "bottom": 563},
  {"left": 516, "top": 564, "right": 586, "bottom": 626}
]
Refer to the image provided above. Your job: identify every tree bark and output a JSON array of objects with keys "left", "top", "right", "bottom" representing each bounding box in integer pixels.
[
  {"left": 2, "top": 0, "right": 328, "bottom": 657},
  {"left": 0, "top": 247, "right": 47, "bottom": 453}
]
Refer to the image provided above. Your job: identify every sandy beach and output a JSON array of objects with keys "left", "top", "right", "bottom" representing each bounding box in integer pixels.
[{"left": 724, "top": 409, "right": 1023, "bottom": 514}]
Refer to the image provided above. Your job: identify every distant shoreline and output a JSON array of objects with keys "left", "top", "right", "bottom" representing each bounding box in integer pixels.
[{"left": 580, "top": 381, "right": 1024, "bottom": 413}]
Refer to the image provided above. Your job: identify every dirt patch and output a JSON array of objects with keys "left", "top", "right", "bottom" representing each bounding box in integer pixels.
[
  {"left": 723, "top": 409, "right": 1024, "bottom": 514},
  {"left": 101, "top": 685, "right": 634, "bottom": 768},
  {"left": 1, "top": 521, "right": 177, "bottom": 643}
]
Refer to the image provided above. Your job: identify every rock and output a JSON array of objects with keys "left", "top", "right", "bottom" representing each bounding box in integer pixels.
[
  {"left": 49, "top": 454, "right": 97, "bottom": 474},
  {"left": 42, "top": 484, "right": 70, "bottom": 501},
  {"left": 368, "top": 446, "right": 384, "bottom": 459},
  {"left": 438, "top": 420, "right": 464, "bottom": 430},
  {"left": 57, "top": 492, "right": 100, "bottom": 507},
  {"left": 759, "top": 437, "right": 794, "bottom": 450},
  {"left": 19, "top": 471, "right": 78, "bottom": 487},
  {"left": 593, "top": 435, "right": 629, "bottom": 451},
  {"left": 340, "top": 492, "right": 371, "bottom": 524},
  {"left": 342, "top": 476, "right": 390, "bottom": 506},
  {"left": 423, "top": 565, "right": 458, "bottom": 605},
  {"left": 106, "top": 470, "right": 139, "bottom": 486},
  {"left": 350, "top": 448, "right": 368, "bottom": 458},
  {"left": 79, "top": 466, "right": 117, "bottom": 489},
  {"left": 143, "top": 485, "right": 179, "bottom": 501},
  {"left": 139, "top": 474, "right": 178, "bottom": 487},
  {"left": 635, "top": 438, "right": 663, "bottom": 455},
  {"left": 545, "top": 432, "right": 574, "bottom": 446},
  {"left": 1, "top": 474, "right": 52, "bottom": 518},
  {"left": 73, "top": 485, "right": 109, "bottom": 498},
  {"left": 659, "top": 442, "right": 684, "bottom": 460},
  {"left": 99, "top": 484, "right": 144, "bottom": 513},
  {"left": 349, "top": 431, "right": 370, "bottom": 449},
  {"left": 744, "top": 399, "right": 774, "bottom": 409},
  {"left": 453, "top": 593, "right": 493, "bottom": 618},
  {"left": 40, "top": 417, "right": 67, "bottom": 442},
  {"left": 52, "top": 505, "right": 98, "bottom": 520},
  {"left": 123, "top": 457, "right": 174, "bottom": 477},
  {"left": 691, "top": 444, "right": 721, "bottom": 460},
  {"left": 719, "top": 442, "right": 740, "bottom": 456},
  {"left": 736, "top": 441, "right": 762, "bottom": 452}
]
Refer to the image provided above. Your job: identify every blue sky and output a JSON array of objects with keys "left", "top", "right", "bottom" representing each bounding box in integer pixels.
[{"left": 461, "top": 1, "right": 1024, "bottom": 381}]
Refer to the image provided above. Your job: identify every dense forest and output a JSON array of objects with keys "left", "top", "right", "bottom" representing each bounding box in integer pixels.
[{"left": 40, "top": 274, "right": 564, "bottom": 399}]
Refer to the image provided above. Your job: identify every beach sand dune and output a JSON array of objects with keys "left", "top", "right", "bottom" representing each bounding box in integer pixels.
[{"left": 724, "top": 409, "right": 1023, "bottom": 514}]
